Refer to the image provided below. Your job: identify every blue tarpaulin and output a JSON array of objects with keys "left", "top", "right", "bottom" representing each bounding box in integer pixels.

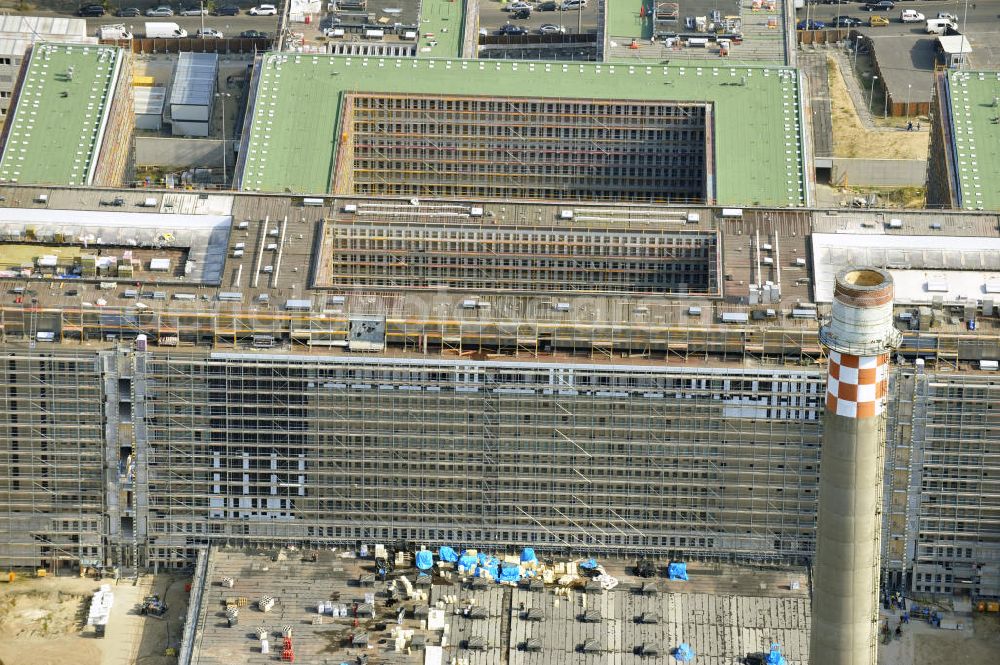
[
  {"left": 458, "top": 553, "right": 478, "bottom": 571},
  {"left": 498, "top": 564, "right": 522, "bottom": 582},
  {"left": 476, "top": 560, "right": 499, "bottom": 580},
  {"left": 520, "top": 548, "right": 538, "bottom": 564},
  {"left": 415, "top": 550, "right": 434, "bottom": 570},
  {"left": 766, "top": 644, "right": 786, "bottom": 665},
  {"left": 438, "top": 546, "right": 459, "bottom": 563},
  {"left": 673, "top": 642, "right": 696, "bottom": 662},
  {"left": 579, "top": 558, "right": 598, "bottom": 570},
  {"left": 667, "top": 562, "right": 689, "bottom": 581}
]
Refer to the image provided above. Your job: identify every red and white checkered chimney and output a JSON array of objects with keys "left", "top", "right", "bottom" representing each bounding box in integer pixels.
[{"left": 810, "top": 268, "right": 900, "bottom": 665}]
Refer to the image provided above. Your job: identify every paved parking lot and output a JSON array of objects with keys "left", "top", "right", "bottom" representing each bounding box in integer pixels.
[
  {"left": 477, "top": 0, "right": 599, "bottom": 35},
  {"left": 796, "top": 0, "right": 1000, "bottom": 66}
]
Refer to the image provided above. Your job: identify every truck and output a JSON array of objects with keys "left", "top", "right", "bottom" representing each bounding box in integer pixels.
[
  {"left": 97, "top": 24, "right": 133, "bottom": 39},
  {"left": 145, "top": 21, "right": 188, "bottom": 38},
  {"left": 925, "top": 17, "right": 956, "bottom": 34}
]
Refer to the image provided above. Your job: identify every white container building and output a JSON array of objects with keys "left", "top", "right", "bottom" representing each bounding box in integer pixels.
[{"left": 169, "top": 52, "right": 218, "bottom": 137}]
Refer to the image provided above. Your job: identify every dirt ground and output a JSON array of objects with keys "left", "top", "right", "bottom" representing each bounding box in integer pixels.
[
  {"left": 827, "top": 57, "right": 929, "bottom": 161},
  {"left": 878, "top": 607, "right": 1000, "bottom": 665},
  {"left": 0, "top": 572, "right": 190, "bottom": 665}
]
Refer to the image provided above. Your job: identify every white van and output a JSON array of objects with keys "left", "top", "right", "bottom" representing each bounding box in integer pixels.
[
  {"left": 926, "top": 17, "right": 956, "bottom": 34},
  {"left": 900, "top": 9, "right": 924, "bottom": 23},
  {"left": 98, "top": 24, "right": 133, "bottom": 39}
]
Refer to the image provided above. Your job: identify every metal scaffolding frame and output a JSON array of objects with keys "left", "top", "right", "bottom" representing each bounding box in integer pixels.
[
  {"left": 332, "top": 93, "right": 711, "bottom": 203},
  {"left": 0, "top": 336, "right": 998, "bottom": 597},
  {"left": 318, "top": 221, "right": 720, "bottom": 296}
]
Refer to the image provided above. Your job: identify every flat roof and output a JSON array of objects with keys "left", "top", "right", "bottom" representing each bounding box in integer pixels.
[
  {"left": 946, "top": 70, "right": 1000, "bottom": 211},
  {"left": 0, "top": 43, "right": 125, "bottom": 186},
  {"left": 0, "top": 206, "right": 232, "bottom": 284},
  {"left": 811, "top": 232, "right": 1000, "bottom": 303},
  {"left": 418, "top": 0, "right": 465, "bottom": 58},
  {"left": 239, "top": 54, "right": 806, "bottom": 207},
  {"left": 190, "top": 548, "right": 810, "bottom": 665},
  {"left": 134, "top": 86, "right": 165, "bottom": 115},
  {"left": 169, "top": 52, "right": 217, "bottom": 107},
  {"left": 937, "top": 35, "right": 972, "bottom": 55},
  {"left": 606, "top": 0, "right": 652, "bottom": 40},
  {"left": 0, "top": 186, "right": 997, "bottom": 349},
  {"left": 0, "top": 15, "right": 89, "bottom": 39}
]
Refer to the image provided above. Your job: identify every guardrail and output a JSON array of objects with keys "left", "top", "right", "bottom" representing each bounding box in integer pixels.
[
  {"left": 100, "top": 37, "right": 272, "bottom": 54},
  {"left": 177, "top": 546, "right": 209, "bottom": 665}
]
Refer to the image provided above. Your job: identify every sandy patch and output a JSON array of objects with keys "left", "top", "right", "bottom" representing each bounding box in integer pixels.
[{"left": 827, "top": 57, "right": 929, "bottom": 160}]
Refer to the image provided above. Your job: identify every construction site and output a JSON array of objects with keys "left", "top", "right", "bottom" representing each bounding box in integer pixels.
[
  {"left": 0, "top": 43, "right": 134, "bottom": 187},
  {"left": 0, "top": 185, "right": 993, "bottom": 618},
  {"left": 333, "top": 94, "right": 712, "bottom": 203},
  {"left": 235, "top": 54, "right": 806, "bottom": 207},
  {"left": 179, "top": 547, "right": 812, "bottom": 665}
]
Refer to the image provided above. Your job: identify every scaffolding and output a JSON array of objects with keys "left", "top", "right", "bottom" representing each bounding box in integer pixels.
[
  {"left": 333, "top": 93, "right": 712, "bottom": 203},
  {"left": 0, "top": 334, "right": 997, "bottom": 593},
  {"left": 0, "top": 352, "right": 106, "bottom": 570},
  {"left": 90, "top": 49, "right": 135, "bottom": 187},
  {"left": 135, "top": 353, "right": 823, "bottom": 565},
  {"left": 1, "top": 301, "right": 997, "bottom": 366},
  {"left": 908, "top": 374, "right": 1000, "bottom": 597},
  {"left": 317, "top": 222, "right": 720, "bottom": 296}
]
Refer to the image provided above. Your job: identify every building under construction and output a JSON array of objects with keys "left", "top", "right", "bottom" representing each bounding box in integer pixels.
[
  {"left": 0, "top": 43, "right": 133, "bottom": 187},
  {"left": 235, "top": 54, "right": 807, "bottom": 207},
  {"left": 0, "top": 186, "right": 997, "bottom": 602},
  {"left": 332, "top": 94, "right": 712, "bottom": 202}
]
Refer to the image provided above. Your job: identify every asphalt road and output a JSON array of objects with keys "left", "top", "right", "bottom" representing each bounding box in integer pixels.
[
  {"left": 87, "top": 13, "right": 281, "bottom": 37},
  {"left": 22, "top": 4, "right": 282, "bottom": 37},
  {"left": 797, "top": 0, "right": 1000, "bottom": 66},
  {"left": 478, "top": 1, "right": 598, "bottom": 35},
  {"left": 796, "top": 0, "right": 1000, "bottom": 29}
]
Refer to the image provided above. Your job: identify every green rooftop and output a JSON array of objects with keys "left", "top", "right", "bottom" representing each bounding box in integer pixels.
[
  {"left": 0, "top": 43, "right": 125, "bottom": 186},
  {"left": 606, "top": 0, "right": 653, "bottom": 39},
  {"left": 239, "top": 54, "right": 806, "bottom": 207},
  {"left": 418, "top": 0, "right": 465, "bottom": 58},
  {"left": 947, "top": 70, "right": 1000, "bottom": 211}
]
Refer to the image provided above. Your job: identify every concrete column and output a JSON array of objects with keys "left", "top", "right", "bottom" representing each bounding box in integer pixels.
[{"left": 811, "top": 268, "right": 901, "bottom": 665}]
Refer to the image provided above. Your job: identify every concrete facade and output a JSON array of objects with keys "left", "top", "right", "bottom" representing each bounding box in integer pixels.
[{"left": 829, "top": 158, "right": 927, "bottom": 188}]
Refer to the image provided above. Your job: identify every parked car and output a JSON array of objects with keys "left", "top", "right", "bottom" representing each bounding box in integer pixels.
[
  {"left": 249, "top": 4, "right": 277, "bottom": 15},
  {"left": 503, "top": 2, "right": 532, "bottom": 11},
  {"left": 537, "top": 1, "right": 559, "bottom": 10},
  {"left": 796, "top": 19, "right": 826, "bottom": 29},
  {"left": 561, "top": 0, "right": 587, "bottom": 9},
  {"left": 538, "top": 23, "right": 566, "bottom": 34},
  {"left": 834, "top": 16, "right": 863, "bottom": 27},
  {"left": 869, "top": 14, "right": 889, "bottom": 26},
  {"left": 145, "top": 6, "right": 175, "bottom": 16},
  {"left": 863, "top": 1, "right": 894, "bottom": 12},
  {"left": 180, "top": 6, "right": 209, "bottom": 16},
  {"left": 497, "top": 23, "right": 528, "bottom": 36},
  {"left": 115, "top": 7, "right": 141, "bottom": 17},
  {"left": 213, "top": 5, "right": 240, "bottom": 15},
  {"left": 77, "top": 4, "right": 106, "bottom": 16},
  {"left": 195, "top": 28, "right": 223, "bottom": 38},
  {"left": 239, "top": 29, "right": 269, "bottom": 38}
]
